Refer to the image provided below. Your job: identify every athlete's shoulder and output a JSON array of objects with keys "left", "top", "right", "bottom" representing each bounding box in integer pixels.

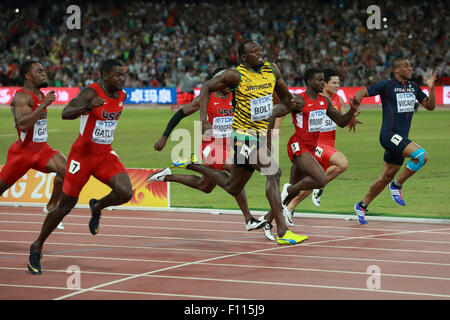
[{"left": 11, "top": 88, "right": 34, "bottom": 107}]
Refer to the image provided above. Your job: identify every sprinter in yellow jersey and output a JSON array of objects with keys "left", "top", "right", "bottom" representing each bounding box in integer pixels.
[{"left": 192, "top": 40, "right": 308, "bottom": 245}]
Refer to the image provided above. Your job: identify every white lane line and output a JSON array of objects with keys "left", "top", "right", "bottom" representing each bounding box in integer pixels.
[{"left": 52, "top": 225, "right": 450, "bottom": 300}]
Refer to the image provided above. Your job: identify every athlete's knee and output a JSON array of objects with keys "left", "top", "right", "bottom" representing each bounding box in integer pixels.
[
  {"left": 115, "top": 184, "right": 133, "bottom": 203},
  {"left": 53, "top": 174, "right": 64, "bottom": 185},
  {"left": 228, "top": 185, "right": 243, "bottom": 197},
  {"left": 316, "top": 174, "right": 328, "bottom": 189},
  {"left": 338, "top": 158, "right": 349, "bottom": 173},
  {"left": 406, "top": 148, "right": 428, "bottom": 172},
  {"left": 198, "top": 184, "right": 215, "bottom": 194},
  {"left": 57, "top": 200, "right": 76, "bottom": 217}
]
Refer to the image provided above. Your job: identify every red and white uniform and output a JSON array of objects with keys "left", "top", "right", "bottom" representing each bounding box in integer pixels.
[
  {"left": 287, "top": 92, "right": 328, "bottom": 162},
  {"left": 62, "top": 83, "right": 127, "bottom": 197},
  {"left": 0, "top": 89, "right": 58, "bottom": 185},
  {"left": 201, "top": 92, "right": 233, "bottom": 171},
  {"left": 312, "top": 93, "right": 341, "bottom": 170}
]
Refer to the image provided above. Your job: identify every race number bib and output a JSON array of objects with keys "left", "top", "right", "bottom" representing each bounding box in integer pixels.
[
  {"left": 250, "top": 94, "right": 273, "bottom": 121},
  {"left": 396, "top": 93, "right": 415, "bottom": 113},
  {"left": 212, "top": 116, "right": 233, "bottom": 138},
  {"left": 33, "top": 119, "right": 48, "bottom": 142},
  {"left": 308, "top": 110, "right": 326, "bottom": 132},
  {"left": 321, "top": 114, "right": 336, "bottom": 132},
  {"left": 92, "top": 120, "right": 117, "bottom": 144}
]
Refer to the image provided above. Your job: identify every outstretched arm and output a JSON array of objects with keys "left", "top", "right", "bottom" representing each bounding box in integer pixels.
[
  {"left": 272, "top": 62, "right": 304, "bottom": 112},
  {"left": 267, "top": 103, "right": 291, "bottom": 151},
  {"left": 154, "top": 96, "right": 201, "bottom": 151},
  {"left": 325, "top": 95, "right": 358, "bottom": 128}
]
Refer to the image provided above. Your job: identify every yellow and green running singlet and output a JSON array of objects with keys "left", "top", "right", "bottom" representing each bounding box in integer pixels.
[{"left": 231, "top": 62, "right": 276, "bottom": 137}]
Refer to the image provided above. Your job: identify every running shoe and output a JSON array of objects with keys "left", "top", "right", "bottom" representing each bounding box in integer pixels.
[
  {"left": 283, "top": 206, "right": 294, "bottom": 226},
  {"left": 27, "top": 242, "right": 42, "bottom": 275},
  {"left": 277, "top": 230, "right": 308, "bottom": 245},
  {"left": 146, "top": 167, "right": 172, "bottom": 183},
  {"left": 171, "top": 153, "right": 198, "bottom": 168},
  {"left": 258, "top": 216, "right": 275, "bottom": 241},
  {"left": 311, "top": 189, "right": 323, "bottom": 207},
  {"left": 354, "top": 202, "right": 368, "bottom": 225},
  {"left": 43, "top": 206, "right": 64, "bottom": 230},
  {"left": 88, "top": 199, "right": 101, "bottom": 235},
  {"left": 388, "top": 182, "right": 406, "bottom": 206},
  {"left": 281, "top": 183, "right": 290, "bottom": 208},
  {"left": 245, "top": 217, "right": 266, "bottom": 231}
]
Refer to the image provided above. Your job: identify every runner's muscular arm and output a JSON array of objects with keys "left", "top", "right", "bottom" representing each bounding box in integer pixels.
[
  {"left": 62, "top": 87, "right": 105, "bottom": 120},
  {"left": 339, "top": 95, "right": 362, "bottom": 132},
  {"left": 154, "top": 96, "right": 201, "bottom": 151},
  {"left": 11, "top": 90, "right": 55, "bottom": 132},
  {"left": 199, "top": 69, "right": 239, "bottom": 134},
  {"left": 325, "top": 95, "right": 357, "bottom": 128},
  {"left": 351, "top": 88, "right": 369, "bottom": 108},
  {"left": 272, "top": 62, "right": 304, "bottom": 113}
]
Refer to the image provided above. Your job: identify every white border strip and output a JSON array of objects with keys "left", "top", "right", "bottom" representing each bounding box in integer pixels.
[{"left": 0, "top": 202, "right": 448, "bottom": 225}]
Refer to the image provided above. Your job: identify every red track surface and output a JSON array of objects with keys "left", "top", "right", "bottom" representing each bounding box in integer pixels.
[{"left": 0, "top": 206, "right": 449, "bottom": 300}]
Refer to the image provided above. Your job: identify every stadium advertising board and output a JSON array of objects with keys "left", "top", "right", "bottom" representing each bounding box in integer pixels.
[
  {"left": 1, "top": 86, "right": 448, "bottom": 105},
  {"left": 0, "top": 166, "right": 169, "bottom": 209}
]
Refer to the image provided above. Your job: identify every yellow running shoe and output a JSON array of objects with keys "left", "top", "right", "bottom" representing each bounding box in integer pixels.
[
  {"left": 171, "top": 153, "right": 198, "bottom": 168},
  {"left": 277, "top": 230, "right": 308, "bottom": 245}
]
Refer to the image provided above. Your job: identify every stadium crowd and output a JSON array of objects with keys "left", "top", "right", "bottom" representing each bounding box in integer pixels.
[{"left": 1, "top": 0, "right": 449, "bottom": 89}]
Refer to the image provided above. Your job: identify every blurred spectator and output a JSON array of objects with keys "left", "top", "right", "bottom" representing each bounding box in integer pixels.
[{"left": 0, "top": 0, "right": 448, "bottom": 89}]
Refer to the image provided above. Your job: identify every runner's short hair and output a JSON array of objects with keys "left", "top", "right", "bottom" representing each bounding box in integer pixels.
[
  {"left": 19, "top": 60, "right": 39, "bottom": 79},
  {"left": 323, "top": 68, "right": 339, "bottom": 83},
  {"left": 304, "top": 68, "right": 323, "bottom": 85},
  {"left": 100, "top": 59, "right": 124, "bottom": 76},
  {"left": 392, "top": 57, "right": 408, "bottom": 70},
  {"left": 238, "top": 39, "right": 260, "bottom": 59}
]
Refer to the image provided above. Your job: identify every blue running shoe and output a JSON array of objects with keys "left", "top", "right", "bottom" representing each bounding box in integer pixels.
[
  {"left": 354, "top": 202, "right": 368, "bottom": 225},
  {"left": 388, "top": 182, "right": 406, "bottom": 206}
]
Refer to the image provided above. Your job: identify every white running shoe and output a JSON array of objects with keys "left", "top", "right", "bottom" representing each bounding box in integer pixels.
[
  {"left": 281, "top": 183, "right": 291, "bottom": 208},
  {"left": 311, "top": 189, "right": 323, "bottom": 207},
  {"left": 147, "top": 167, "right": 172, "bottom": 182},
  {"left": 258, "top": 216, "right": 275, "bottom": 241},
  {"left": 283, "top": 206, "right": 294, "bottom": 226},
  {"left": 245, "top": 217, "right": 266, "bottom": 231},
  {"left": 43, "top": 206, "right": 64, "bottom": 230}
]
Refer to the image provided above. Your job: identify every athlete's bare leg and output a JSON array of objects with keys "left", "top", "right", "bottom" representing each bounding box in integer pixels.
[
  {"left": 32, "top": 193, "right": 78, "bottom": 253},
  {"left": 165, "top": 174, "right": 216, "bottom": 194},
  {"left": 282, "top": 153, "right": 328, "bottom": 206},
  {"left": 0, "top": 179, "right": 11, "bottom": 196},
  {"left": 362, "top": 161, "right": 401, "bottom": 206},
  {"left": 44, "top": 152, "right": 67, "bottom": 211},
  {"left": 91, "top": 172, "right": 133, "bottom": 213},
  {"left": 188, "top": 147, "right": 288, "bottom": 236},
  {"left": 395, "top": 142, "right": 428, "bottom": 185},
  {"left": 288, "top": 151, "right": 348, "bottom": 210}
]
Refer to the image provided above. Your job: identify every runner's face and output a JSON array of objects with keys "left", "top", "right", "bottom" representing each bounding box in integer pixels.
[
  {"left": 324, "top": 76, "right": 339, "bottom": 95},
  {"left": 105, "top": 66, "right": 127, "bottom": 90},
  {"left": 396, "top": 60, "right": 412, "bottom": 80},
  {"left": 310, "top": 73, "right": 325, "bottom": 92},
  {"left": 29, "top": 63, "right": 48, "bottom": 88},
  {"left": 244, "top": 42, "right": 264, "bottom": 68}
]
